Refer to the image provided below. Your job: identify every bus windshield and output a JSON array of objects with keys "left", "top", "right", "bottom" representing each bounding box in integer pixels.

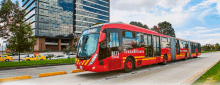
[{"left": 77, "top": 26, "right": 101, "bottom": 58}]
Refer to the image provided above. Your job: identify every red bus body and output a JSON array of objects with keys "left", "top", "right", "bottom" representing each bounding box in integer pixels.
[{"left": 75, "top": 23, "right": 201, "bottom": 72}]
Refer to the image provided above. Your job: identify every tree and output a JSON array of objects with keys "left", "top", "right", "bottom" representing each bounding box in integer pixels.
[
  {"left": 92, "top": 22, "right": 104, "bottom": 26},
  {"left": 202, "top": 45, "right": 208, "bottom": 51},
  {"left": 158, "top": 21, "right": 176, "bottom": 37},
  {"left": 210, "top": 45, "right": 215, "bottom": 51},
  {"left": 63, "top": 45, "right": 76, "bottom": 57},
  {"left": 129, "top": 21, "right": 149, "bottom": 29},
  {"left": 150, "top": 25, "right": 161, "bottom": 34},
  {"left": 0, "top": 0, "right": 17, "bottom": 39},
  {"left": 6, "top": 2, "right": 36, "bottom": 62},
  {"left": 215, "top": 43, "right": 219, "bottom": 50}
]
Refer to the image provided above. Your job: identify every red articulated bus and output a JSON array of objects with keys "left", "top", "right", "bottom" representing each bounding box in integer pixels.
[{"left": 75, "top": 22, "right": 201, "bottom": 72}]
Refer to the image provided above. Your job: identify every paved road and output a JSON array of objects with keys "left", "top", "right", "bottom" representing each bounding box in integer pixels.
[
  {"left": 1, "top": 52, "right": 220, "bottom": 85},
  {"left": 0, "top": 64, "right": 76, "bottom": 79}
]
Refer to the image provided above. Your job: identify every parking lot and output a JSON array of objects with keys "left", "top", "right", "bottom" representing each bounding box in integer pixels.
[{"left": 9, "top": 52, "right": 72, "bottom": 62}]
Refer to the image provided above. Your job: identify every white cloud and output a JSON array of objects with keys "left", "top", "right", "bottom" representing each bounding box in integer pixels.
[
  {"left": 176, "top": 27, "right": 220, "bottom": 45},
  {"left": 110, "top": 0, "right": 198, "bottom": 28},
  {"left": 112, "top": 0, "right": 158, "bottom": 11},
  {"left": 216, "top": 1, "right": 220, "bottom": 14},
  {"left": 194, "top": 38, "right": 220, "bottom": 45},
  {"left": 110, "top": 0, "right": 196, "bottom": 28},
  {"left": 187, "top": 0, "right": 220, "bottom": 15},
  {"left": 198, "top": 33, "right": 220, "bottom": 37},
  {"left": 187, "top": 0, "right": 216, "bottom": 12},
  {"left": 195, "top": 27, "right": 206, "bottom": 30},
  {"left": 158, "top": 0, "right": 191, "bottom": 9},
  {"left": 197, "top": 8, "right": 214, "bottom": 23}
]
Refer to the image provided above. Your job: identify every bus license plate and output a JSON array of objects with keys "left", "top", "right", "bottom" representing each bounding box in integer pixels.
[{"left": 80, "top": 66, "right": 83, "bottom": 70}]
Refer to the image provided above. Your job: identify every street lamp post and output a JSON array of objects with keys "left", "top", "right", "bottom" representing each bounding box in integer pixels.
[{"left": 1, "top": 42, "right": 3, "bottom": 54}]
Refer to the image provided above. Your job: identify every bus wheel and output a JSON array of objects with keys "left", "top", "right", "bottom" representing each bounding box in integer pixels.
[
  {"left": 124, "top": 58, "right": 134, "bottom": 73},
  {"left": 162, "top": 55, "right": 167, "bottom": 65},
  {"left": 195, "top": 53, "right": 198, "bottom": 58},
  {"left": 40, "top": 59, "right": 44, "bottom": 60},
  {"left": 27, "top": 59, "right": 30, "bottom": 61}
]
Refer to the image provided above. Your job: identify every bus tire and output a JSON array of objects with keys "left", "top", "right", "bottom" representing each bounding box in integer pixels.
[
  {"left": 162, "top": 55, "right": 168, "bottom": 65},
  {"left": 40, "top": 59, "right": 44, "bottom": 60},
  {"left": 124, "top": 57, "right": 134, "bottom": 73},
  {"left": 27, "top": 59, "right": 30, "bottom": 61},
  {"left": 195, "top": 53, "right": 198, "bottom": 58}
]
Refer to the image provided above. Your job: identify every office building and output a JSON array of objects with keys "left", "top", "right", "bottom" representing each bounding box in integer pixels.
[{"left": 22, "top": 0, "right": 109, "bottom": 51}]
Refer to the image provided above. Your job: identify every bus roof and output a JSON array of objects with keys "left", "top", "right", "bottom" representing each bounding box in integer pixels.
[
  {"left": 93, "top": 22, "right": 200, "bottom": 44},
  {"left": 102, "top": 23, "right": 170, "bottom": 38}
]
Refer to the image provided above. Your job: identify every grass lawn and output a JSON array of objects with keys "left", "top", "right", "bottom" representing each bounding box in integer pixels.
[
  {"left": 2, "top": 53, "right": 12, "bottom": 55},
  {"left": 193, "top": 61, "right": 220, "bottom": 85},
  {"left": 201, "top": 50, "right": 218, "bottom": 53},
  {"left": 0, "top": 58, "right": 75, "bottom": 68}
]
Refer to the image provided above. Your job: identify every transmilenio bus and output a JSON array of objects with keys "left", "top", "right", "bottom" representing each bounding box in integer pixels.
[{"left": 75, "top": 22, "right": 201, "bottom": 72}]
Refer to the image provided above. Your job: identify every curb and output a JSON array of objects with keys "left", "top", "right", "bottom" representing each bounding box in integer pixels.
[
  {"left": 0, "top": 69, "right": 86, "bottom": 83},
  {"left": 38, "top": 71, "right": 67, "bottom": 77},
  {"left": 71, "top": 69, "right": 85, "bottom": 73},
  {"left": 0, "top": 63, "right": 75, "bottom": 70},
  {"left": 0, "top": 75, "right": 31, "bottom": 83},
  {"left": 182, "top": 59, "right": 220, "bottom": 85}
]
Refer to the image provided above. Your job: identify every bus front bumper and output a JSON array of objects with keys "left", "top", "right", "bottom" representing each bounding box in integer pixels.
[{"left": 76, "top": 64, "right": 108, "bottom": 72}]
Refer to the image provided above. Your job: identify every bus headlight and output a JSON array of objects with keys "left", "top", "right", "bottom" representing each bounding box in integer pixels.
[{"left": 88, "top": 54, "right": 97, "bottom": 65}]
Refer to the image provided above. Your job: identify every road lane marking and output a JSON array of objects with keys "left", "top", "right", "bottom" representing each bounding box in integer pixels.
[{"left": 181, "top": 59, "right": 220, "bottom": 85}]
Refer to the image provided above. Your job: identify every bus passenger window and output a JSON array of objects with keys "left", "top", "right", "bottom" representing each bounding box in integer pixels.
[
  {"left": 109, "top": 32, "right": 119, "bottom": 47},
  {"left": 148, "top": 35, "right": 153, "bottom": 57},
  {"left": 136, "top": 33, "right": 144, "bottom": 47}
]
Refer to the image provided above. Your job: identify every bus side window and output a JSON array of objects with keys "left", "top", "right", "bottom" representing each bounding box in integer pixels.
[
  {"left": 122, "top": 30, "right": 137, "bottom": 50},
  {"left": 136, "top": 32, "right": 144, "bottom": 47},
  {"left": 161, "top": 37, "right": 168, "bottom": 48}
]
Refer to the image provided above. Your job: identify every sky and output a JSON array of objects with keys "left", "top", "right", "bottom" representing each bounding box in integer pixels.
[
  {"left": 1, "top": 0, "right": 220, "bottom": 45},
  {"left": 110, "top": 0, "right": 220, "bottom": 45}
]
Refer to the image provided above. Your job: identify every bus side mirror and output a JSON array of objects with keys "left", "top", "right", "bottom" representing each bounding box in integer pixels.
[{"left": 99, "top": 33, "right": 106, "bottom": 42}]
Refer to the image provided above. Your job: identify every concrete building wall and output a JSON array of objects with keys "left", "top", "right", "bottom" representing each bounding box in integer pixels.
[{"left": 46, "top": 45, "right": 59, "bottom": 51}]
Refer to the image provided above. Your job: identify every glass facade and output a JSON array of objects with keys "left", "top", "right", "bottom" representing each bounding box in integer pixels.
[
  {"left": 74, "top": 0, "right": 109, "bottom": 34},
  {"left": 23, "top": 0, "right": 109, "bottom": 37}
]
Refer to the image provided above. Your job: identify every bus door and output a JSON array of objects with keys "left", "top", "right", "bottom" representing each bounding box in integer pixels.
[
  {"left": 191, "top": 43, "right": 195, "bottom": 53},
  {"left": 153, "top": 36, "right": 161, "bottom": 63},
  {"left": 143, "top": 34, "right": 154, "bottom": 65},
  {"left": 144, "top": 34, "right": 153, "bottom": 58},
  {"left": 106, "top": 29, "right": 122, "bottom": 70},
  {"left": 176, "top": 40, "right": 180, "bottom": 56}
]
